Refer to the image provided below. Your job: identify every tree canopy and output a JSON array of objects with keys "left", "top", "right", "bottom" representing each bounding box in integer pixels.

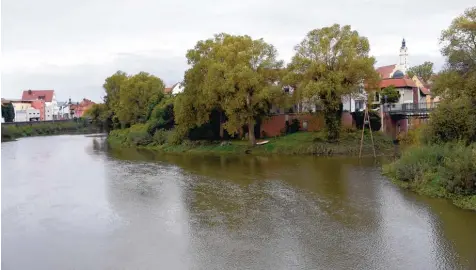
[
  {"left": 285, "top": 24, "right": 379, "bottom": 141},
  {"left": 1, "top": 103, "right": 15, "bottom": 122},
  {"left": 433, "top": 7, "right": 476, "bottom": 102},
  {"left": 175, "top": 33, "right": 284, "bottom": 145},
  {"left": 102, "top": 71, "right": 165, "bottom": 127},
  {"left": 426, "top": 6, "right": 476, "bottom": 144},
  {"left": 380, "top": 86, "right": 401, "bottom": 104},
  {"left": 406, "top": 61, "right": 434, "bottom": 82}
]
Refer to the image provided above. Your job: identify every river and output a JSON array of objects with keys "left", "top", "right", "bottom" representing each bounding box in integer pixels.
[{"left": 2, "top": 135, "right": 476, "bottom": 270}]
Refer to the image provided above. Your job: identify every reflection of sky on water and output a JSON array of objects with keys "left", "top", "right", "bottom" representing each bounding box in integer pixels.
[{"left": 2, "top": 135, "right": 476, "bottom": 270}]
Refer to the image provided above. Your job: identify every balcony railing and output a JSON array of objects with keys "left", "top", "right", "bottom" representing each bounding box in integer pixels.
[{"left": 383, "top": 102, "right": 439, "bottom": 114}]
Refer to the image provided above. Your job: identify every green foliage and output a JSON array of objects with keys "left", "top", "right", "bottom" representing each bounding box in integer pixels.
[
  {"left": 422, "top": 7, "right": 476, "bottom": 145},
  {"left": 285, "top": 24, "right": 380, "bottom": 141},
  {"left": 285, "top": 119, "right": 300, "bottom": 134},
  {"left": 101, "top": 71, "right": 166, "bottom": 130},
  {"left": 424, "top": 98, "right": 476, "bottom": 144},
  {"left": 148, "top": 97, "right": 175, "bottom": 133},
  {"left": 1, "top": 103, "right": 15, "bottom": 122},
  {"left": 433, "top": 7, "right": 476, "bottom": 102},
  {"left": 385, "top": 143, "right": 476, "bottom": 199},
  {"left": 380, "top": 86, "right": 400, "bottom": 104},
  {"left": 153, "top": 129, "right": 169, "bottom": 145},
  {"left": 168, "top": 129, "right": 184, "bottom": 145},
  {"left": 175, "top": 33, "right": 284, "bottom": 145},
  {"left": 406, "top": 61, "right": 434, "bottom": 82},
  {"left": 397, "top": 126, "right": 426, "bottom": 147},
  {"left": 117, "top": 72, "right": 165, "bottom": 125},
  {"left": 1, "top": 120, "right": 93, "bottom": 141},
  {"left": 351, "top": 111, "right": 381, "bottom": 131},
  {"left": 108, "top": 123, "right": 153, "bottom": 147},
  {"left": 108, "top": 129, "right": 394, "bottom": 156}
]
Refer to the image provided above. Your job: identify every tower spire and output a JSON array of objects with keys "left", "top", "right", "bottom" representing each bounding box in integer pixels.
[{"left": 399, "top": 38, "right": 408, "bottom": 73}]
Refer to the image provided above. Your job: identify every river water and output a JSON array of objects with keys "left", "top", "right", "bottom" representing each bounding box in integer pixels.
[{"left": 2, "top": 135, "right": 476, "bottom": 270}]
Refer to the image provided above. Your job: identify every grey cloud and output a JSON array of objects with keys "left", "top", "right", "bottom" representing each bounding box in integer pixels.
[
  {"left": 2, "top": 0, "right": 474, "bottom": 101},
  {"left": 2, "top": 53, "right": 187, "bottom": 101}
]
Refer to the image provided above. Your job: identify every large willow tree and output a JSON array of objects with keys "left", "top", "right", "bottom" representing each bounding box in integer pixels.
[
  {"left": 175, "top": 33, "right": 284, "bottom": 145},
  {"left": 286, "top": 24, "right": 379, "bottom": 141}
]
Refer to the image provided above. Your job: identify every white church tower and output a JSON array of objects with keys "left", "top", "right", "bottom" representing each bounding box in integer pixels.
[{"left": 398, "top": 38, "right": 409, "bottom": 73}]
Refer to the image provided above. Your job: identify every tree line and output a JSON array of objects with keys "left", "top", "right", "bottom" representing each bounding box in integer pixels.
[{"left": 88, "top": 6, "right": 475, "bottom": 146}]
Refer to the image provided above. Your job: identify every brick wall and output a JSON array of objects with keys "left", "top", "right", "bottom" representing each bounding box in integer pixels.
[{"left": 260, "top": 112, "right": 353, "bottom": 137}]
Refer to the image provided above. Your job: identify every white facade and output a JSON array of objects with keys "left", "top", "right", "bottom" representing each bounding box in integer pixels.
[
  {"left": 14, "top": 108, "right": 41, "bottom": 122},
  {"left": 171, "top": 83, "right": 184, "bottom": 95},
  {"left": 398, "top": 88, "right": 414, "bottom": 104},
  {"left": 57, "top": 102, "right": 71, "bottom": 119},
  {"left": 397, "top": 38, "right": 409, "bottom": 74},
  {"left": 45, "top": 93, "right": 58, "bottom": 120}
]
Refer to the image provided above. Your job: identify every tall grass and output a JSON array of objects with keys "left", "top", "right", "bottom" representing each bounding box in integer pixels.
[
  {"left": 107, "top": 124, "right": 395, "bottom": 156},
  {"left": 1, "top": 120, "right": 96, "bottom": 141},
  {"left": 384, "top": 142, "right": 476, "bottom": 210}
]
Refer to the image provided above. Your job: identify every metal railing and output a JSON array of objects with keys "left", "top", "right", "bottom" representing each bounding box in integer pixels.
[{"left": 383, "top": 102, "right": 439, "bottom": 114}]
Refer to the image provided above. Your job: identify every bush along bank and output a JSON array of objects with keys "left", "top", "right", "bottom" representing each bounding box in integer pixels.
[
  {"left": 107, "top": 122, "right": 395, "bottom": 157},
  {"left": 1, "top": 119, "right": 101, "bottom": 142},
  {"left": 383, "top": 143, "right": 476, "bottom": 211}
]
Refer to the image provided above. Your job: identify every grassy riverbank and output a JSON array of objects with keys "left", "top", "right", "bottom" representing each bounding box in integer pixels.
[
  {"left": 383, "top": 143, "right": 476, "bottom": 211},
  {"left": 107, "top": 128, "right": 395, "bottom": 156},
  {"left": 1, "top": 121, "right": 101, "bottom": 142}
]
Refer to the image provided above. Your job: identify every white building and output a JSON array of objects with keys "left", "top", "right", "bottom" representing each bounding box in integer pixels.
[
  {"left": 21, "top": 90, "right": 59, "bottom": 120},
  {"left": 57, "top": 101, "right": 71, "bottom": 119},
  {"left": 14, "top": 108, "right": 41, "bottom": 122}
]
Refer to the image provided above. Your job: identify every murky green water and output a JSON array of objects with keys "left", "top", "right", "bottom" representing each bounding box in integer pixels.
[{"left": 2, "top": 135, "right": 476, "bottom": 269}]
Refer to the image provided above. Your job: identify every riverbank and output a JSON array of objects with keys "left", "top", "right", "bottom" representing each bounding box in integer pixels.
[
  {"left": 107, "top": 129, "right": 395, "bottom": 156},
  {"left": 383, "top": 143, "right": 476, "bottom": 211},
  {"left": 1, "top": 121, "right": 101, "bottom": 142}
]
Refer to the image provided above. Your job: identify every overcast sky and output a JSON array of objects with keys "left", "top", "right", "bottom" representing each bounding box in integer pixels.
[{"left": 1, "top": 0, "right": 473, "bottom": 102}]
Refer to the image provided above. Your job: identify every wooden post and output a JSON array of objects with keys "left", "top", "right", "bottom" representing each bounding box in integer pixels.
[{"left": 359, "top": 108, "right": 377, "bottom": 158}]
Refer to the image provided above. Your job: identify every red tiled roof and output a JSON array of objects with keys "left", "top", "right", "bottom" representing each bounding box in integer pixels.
[
  {"left": 379, "top": 78, "right": 416, "bottom": 89},
  {"left": 164, "top": 87, "right": 173, "bottom": 94},
  {"left": 376, "top": 65, "right": 396, "bottom": 79},
  {"left": 22, "top": 90, "right": 54, "bottom": 102},
  {"left": 420, "top": 87, "right": 431, "bottom": 95}
]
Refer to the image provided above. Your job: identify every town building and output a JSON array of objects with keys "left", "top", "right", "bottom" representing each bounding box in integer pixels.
[
  {"left": 57, "top": 101, "right": 72, "bottom": 119},
  {"left": 21, "top": 90, "right": 59, "bottom": 120},
  {"left": 2, "top": 99, "right": 43, "bottom": 122},
  {"left": 164, "top": 82, "right": 185, "bottom": 96},
  {"left": 69, "top": 98, "right": 95, "bottom": 118}
]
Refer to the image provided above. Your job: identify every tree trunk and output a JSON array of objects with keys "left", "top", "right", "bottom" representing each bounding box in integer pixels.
[
  {"left": 246, "top": 91, "right": 256, "bottom": 146},
  {"left": 248, "top": 119, "right": 256, "bottom": 146},
  {"left": 219, "top": 110, "right": 224, "bottom": 139}
]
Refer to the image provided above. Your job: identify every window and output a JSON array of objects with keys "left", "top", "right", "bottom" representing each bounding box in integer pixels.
[{"left": 355, "top": 100, "right": 365, "bottom": 110}]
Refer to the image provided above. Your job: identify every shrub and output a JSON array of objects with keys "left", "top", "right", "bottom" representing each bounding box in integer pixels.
[
  {"left": 387, "top": 142, "right": 476, "bottom": 196},
  {"left": 153, "top": 129, "right": 168, "bottom": 145},
  {"left": 397, "top": 126, "right": 426, "bottom": 146},
  {"left": 168, "top": 129, "right": 183, "bottom": 145},
  {"left": 126, "top": 123, "right": 152, "bottom": 146},
  {"left": 424, "top": 98, "right": 476, "bottom": 144}
]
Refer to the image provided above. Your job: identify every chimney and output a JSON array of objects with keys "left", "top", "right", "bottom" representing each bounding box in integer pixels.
[{"left": 28, "top": 89, "right": 32, "bottom": 95}]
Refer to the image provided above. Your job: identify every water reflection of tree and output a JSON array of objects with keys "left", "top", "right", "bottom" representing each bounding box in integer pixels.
[{"left": 108, "top": 149, "right": 382, "bottom": 230}]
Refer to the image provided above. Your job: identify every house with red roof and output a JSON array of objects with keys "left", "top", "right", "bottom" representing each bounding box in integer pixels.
[
  {"left": 163, "top": 82, "right": 184, "bottom": 96},
  {"left": 21, "top": 90, "right": 58, "bottom": 120},
  {"left": 70, "top": 98, "right": 96, "bottom": 118}
]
